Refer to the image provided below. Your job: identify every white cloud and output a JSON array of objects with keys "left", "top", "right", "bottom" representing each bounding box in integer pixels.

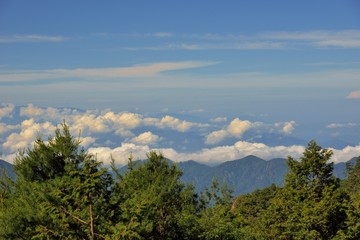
[
  {"left": 153, "top": 32, "right": 173, "bottom": 38},
  {"left": 316, "top": 40, "right": 360, "bottom": 48},
  {"left": 331, "top": 145, "right": 360, "bottom": 163},
  {"left": 205, "top": 119, "right": 296, "bottom": 145},
  {"left": 121, "top": 30, "right": 360, "bottom": 51},
  {"left": 0, "top": 123, "right": 20, "bottom": 135},
  {"left": 20, "top": 104, "right": 45, "bottom": 116},
  {"left": 3, "top": 119, "right": 55, "bottom": 152},
  {"left": 104, "top": 112, "right": 142, "bottom": 129},
  {"left": 71, "top": 114, "right": 111, "bottom": 134},
  {"left": 0, "top": 103, "right": 14, "bottom": 119},
  {"left": 327, "top": 123, "right": 360, "bottom": 128},
  {"left": 88, "top": 140, "right": 306, "bottom": 166},
  {"left": 260, "top": 30, "right": 360, "bottom": 48},
  {"left": 144, "top": 115, "right": 209, "bottom": 132},
  {"left": 88, "top": 140, "right": 360, "bottom": 167},
  {"left": 227, "top": 118, "right": 252, "bottom": 137},
  {"left": 160, "top": 115, "right": 193, "bottom": 132},
  {"left": 1, "top": 103, "right": 357, "bottom": 167},
  {"left": 0, "top": 104, "right": 212, "bottom": 159},
  {"left": 130, "top": 131, "right": 161, "bottom": 145},
  {"left": 5, "top": 137, "right": 360, "bottom": 165},
  {"left": 0, "top": 34, "right": 66, "bottom": 43},
  {"left": 282, "top": 121, "right": 296, "bottom": 134},
  {"left": 205, "top": 130, "right": 229, "bottom": 145},
  {"left": 79, "top": 136, "right": 96, "bottom": 148},
  {"left": 0, "top": 61, "right": 215, "bottom": 82},
  {"left": 210, "top": 117, "right": 227, "bottom": 123},
  {"left": 347, "top": 90, "right": 360, "bottom": 99},
  {"left": 205, "top": 118, "right": 254, "bottom": 145},
  {"left": 88, "top": 143, "right": 151, "bottom": 165}
]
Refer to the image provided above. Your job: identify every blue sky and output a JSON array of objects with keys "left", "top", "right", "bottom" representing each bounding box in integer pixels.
[{"left": 0, "top": 1, "right": 360, "bottom": 164}]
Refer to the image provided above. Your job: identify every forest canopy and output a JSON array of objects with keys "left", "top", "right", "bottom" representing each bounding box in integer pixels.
[{"left": 1, "top": 123, "right": 360, "bottom": 239}]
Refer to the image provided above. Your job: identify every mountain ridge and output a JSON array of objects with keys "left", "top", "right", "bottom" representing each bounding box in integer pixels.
[{"left": 0, "top": 156, "right": 358, "bottom": 195}]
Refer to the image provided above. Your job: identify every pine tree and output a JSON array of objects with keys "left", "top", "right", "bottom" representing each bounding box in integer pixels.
[
  {"left": 0, "top": 122, "right": 113, "bottom": 239},
  {"left": 260, "top": 140, "right": 348, "bottom": 239},
  {"left": 110, "top": 151, "right": 198, "bottom": 240}
]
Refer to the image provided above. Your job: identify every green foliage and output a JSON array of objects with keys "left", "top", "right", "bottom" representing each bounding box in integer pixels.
[
  {"left": 197, "top": 204, "right": 242, "bottom": 240},
  {"left": 111, "top": 151, "right": 198, "bottom": 239},
  {"left": 259, "top": 140, "right": 348, "bottom": 239},
  {"left": 195, "top": 178, "right": 242, "bottom": 240},
  {"left": 0, "top": 122, "right": 113, "bottom": 239},
  {"left": 231, "top": 184, "right": 279, "bottom": 239},
  {"left": 338, "top": 156, "right": 360, "bottom": 239},
  {"left": 2, "top": 126, "right": 360, "bottom": 240}
]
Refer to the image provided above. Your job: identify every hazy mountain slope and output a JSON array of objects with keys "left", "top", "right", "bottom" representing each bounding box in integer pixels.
[
  {"left": 1, "top": 157, "right": 358, "bottom": 196},
  {"left": 0, "top": 159, "right": 15, "bottom": 179},
  {"left": 182, "top": 156, "right": 288, "bottom": 195}
]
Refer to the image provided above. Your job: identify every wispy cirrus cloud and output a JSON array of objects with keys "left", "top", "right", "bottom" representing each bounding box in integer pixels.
[
  {"left": 120, "top": 29, "right": 360, "bottom": 51},
  {"left": 124, "top": 41, "right": 286, "bottom": 51},
  {"left": 327, "top": 123, "right": 360, "bottom": 129},
  {"left": 0, "top": 34, "right": 66, "bottom": 43},
  {"left": 259, "top": 30, "right": 360, "bottom": 48},
  {"left": 0, "top": 61, "right": 215, "bottom": 83}
]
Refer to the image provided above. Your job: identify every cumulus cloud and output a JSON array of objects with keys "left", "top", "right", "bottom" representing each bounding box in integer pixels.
[
  {"left": 88, "top": 140, "right": 306, "bottom": 166},
  {"left": 2, "top": 103, "right": 356, "bottom": 167},
  {"left": 205, "top": 119, "right": 296, "bottom": 145},
  {"left": 104, "top": 112, "right": 142, "bottom": 129},
  {"left": 0, "top": 103, "right": 14, "bottom": 119},
  {"left": 282, "top": 121, "right": 296, "bottom": 134},
  {"left": 88, "top": 143, "right": 151, "bottom": 165},
  {"left": 227, "top": 118, "right": 252, "bottom": 137},
  {"left": 79, "top": 136, "right": 96, "bottom": 148},
  {"left": 130, "top": 131, "right": 161, "bottom": 145},
  {"left": 88, "top": 140, "right": 360, "bottom": 167},
  {"left": 205, "top": 130, "right": 229, "bottom": 145},
  {"left": 144, "top": 115, "right": 209, "bottom": 132},
  {"left": 205, "top": 118, "right": 254, "bottom": 145},
  {"left": 20, "top": 104, "right": 77, "bottom": 121},
  {"left": 331, "top": 145, "right": 360, "bottom": 163},
  {"left": 71, "top": 114, "right": 110, "bottom": 134},
  {"left": 3, "top": 119, "right": 55, "bottom": 152},
  {"left": 0, "top": 104, "right": 212, "bottom": 160},
  {"left": 0, "top": 123, "right": 20, "bottom": 135},
  {"left": 347, "top": 91, "right": 360, "bottom": 99},
  {"left": 20, "top": 104, "right": 45, "bottom": 116}
]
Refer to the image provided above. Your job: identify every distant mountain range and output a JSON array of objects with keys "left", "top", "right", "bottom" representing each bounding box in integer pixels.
[
  {"left": 120, "top": 155, "right": 357, "bottom": 195},
  {"left": 1, "top": 156, "right": 357, "bottom": 196},
  {"left": 179, "top": 156, "right": 356, "bottom": 195}
]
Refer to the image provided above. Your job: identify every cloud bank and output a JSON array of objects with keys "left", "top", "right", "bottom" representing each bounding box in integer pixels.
[{"left": 1, "top": 104, "right": 359, "bottom": 166}]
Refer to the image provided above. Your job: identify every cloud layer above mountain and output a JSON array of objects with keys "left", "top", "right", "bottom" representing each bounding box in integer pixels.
[{"left": 1, "top": 103, "right": 359, "bottom": 166}]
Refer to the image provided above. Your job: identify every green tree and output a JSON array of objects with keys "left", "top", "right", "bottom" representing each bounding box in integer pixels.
[
  {"left": 231, "top": 184, "right": 279, "bottom": 239},
  {"left": 260, "top": 140, "right": 348, "bottom": 239},
  {"left": 339, "top": 156, "right": 360, "bottom": 239},
  {"left": 110, "top": 151, "right": 198, "bottom": 240},
  {"left": 196, "top": 178, "right": 242, "bottom": 240},
  {"left": 0, "top": 123, "right": 113, "bottom": 239}
]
